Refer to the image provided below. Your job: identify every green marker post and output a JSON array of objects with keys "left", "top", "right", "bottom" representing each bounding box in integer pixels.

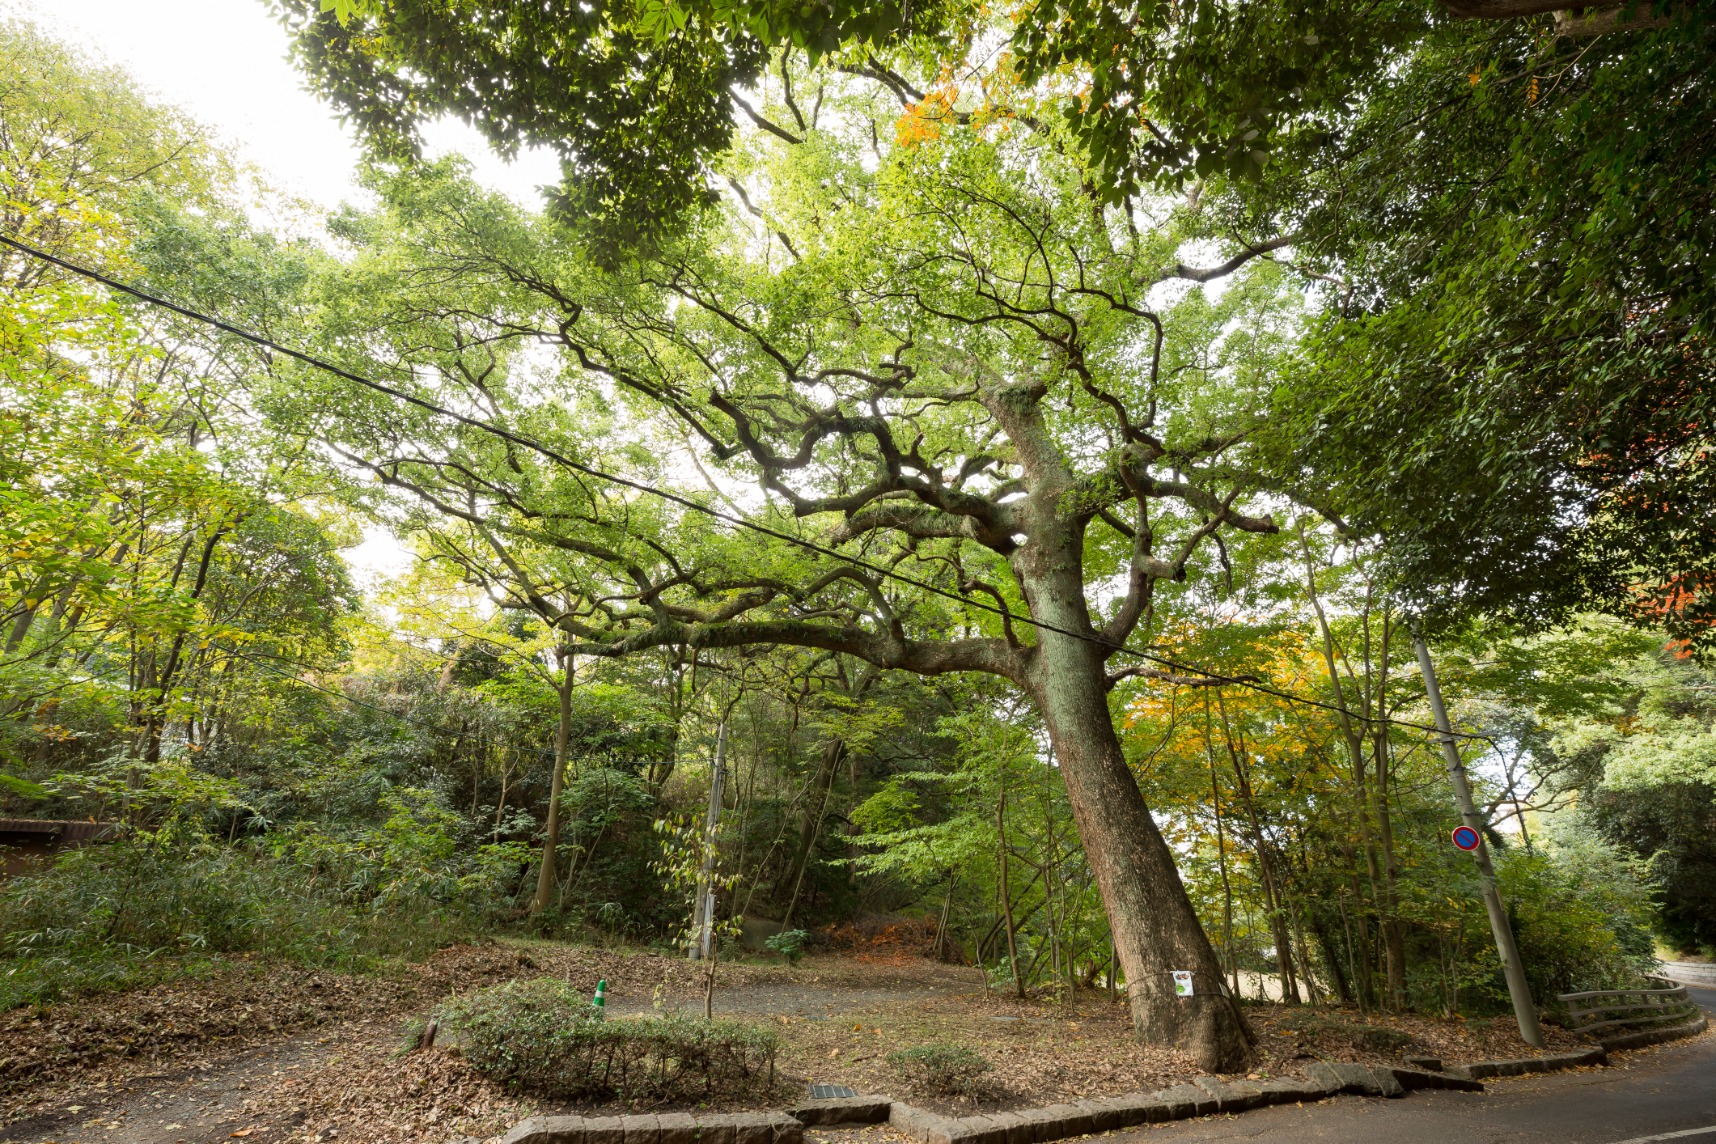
[{"left": 592, "top": 978, "right": 607, "bottom": 1017}]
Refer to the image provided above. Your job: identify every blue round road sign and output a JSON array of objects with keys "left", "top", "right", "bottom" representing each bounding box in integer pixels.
[{"left": 1451, "top": 826, "right": 1481, "bottom": 851}]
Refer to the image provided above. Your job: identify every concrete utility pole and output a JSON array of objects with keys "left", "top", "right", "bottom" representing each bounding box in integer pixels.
[
  {"left": 691, "top": 721, "right": 727, "bottom": 961},
  {"left": 1413, "top": 634, "right": 1544, "bottom": 1048}
]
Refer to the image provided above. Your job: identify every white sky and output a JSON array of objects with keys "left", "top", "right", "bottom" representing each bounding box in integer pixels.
[{"left": 12, "top": 0, "right": 561, "bottom": 210}]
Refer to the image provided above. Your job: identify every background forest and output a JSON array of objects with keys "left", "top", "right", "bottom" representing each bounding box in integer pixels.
[{"left": 3, "top": 6, "right": 1713, "bottom": 1042}]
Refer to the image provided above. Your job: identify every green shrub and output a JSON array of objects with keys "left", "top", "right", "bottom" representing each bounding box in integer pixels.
[
  {"left": 440, "top": 978, "right": 780, "bottom": 1102},
  {"left": 764, "top": 929, "right": 808, "bottom": 963},
  {"left": 0, "top": 841, "right": 466, "bottom": 1010},
  {"left": 1496, "top": 827, "right": 1660, "bottom": 1007},
  {"left": 887, "top": 1043, "right": 992, "bottom": 1097}
]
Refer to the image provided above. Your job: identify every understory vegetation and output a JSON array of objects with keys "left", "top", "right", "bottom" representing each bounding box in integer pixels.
[
  {"left": 439, "top": 979, "right": 781, "bottom": 1102},
  {"left": 3, "top": 3, "right": 1712, "bottom": 1061},
  {"left": 887, "top": 1044, "right": 995, "bottom": 1099}
]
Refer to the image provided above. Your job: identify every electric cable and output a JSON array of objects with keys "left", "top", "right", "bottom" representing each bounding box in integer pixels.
[{"left": 1, "top": 233, "right": 1481, "bottom": 740}]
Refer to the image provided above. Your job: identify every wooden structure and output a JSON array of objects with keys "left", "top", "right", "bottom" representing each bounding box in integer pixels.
[
  {"left": 1557, "top": 977, "right": 1699, "bottom": 1034},
  {"left": 0, "top": 818, "right": 121, "bottom": 878}
]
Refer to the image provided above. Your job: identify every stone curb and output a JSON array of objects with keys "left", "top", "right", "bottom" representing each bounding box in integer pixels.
[
  {"left": 503, "top": 1031, "right": 1713, "bottom": 1144},
  {"left": 786, "top": 1096, "right": 894, "bottom": 1127},
  {"left": 1304, "top": 1060, "right": 1404, "bottom": 1098},
  {"left": 1385, "top": 1066, "right": 1485, "bottom": 1094},
  {"left": 1447, "top": 1047, "right": 1608, "bottom": 1081},
  {"left": 501, "top": 1112, "right": 801, "bottom": 1144},
  {"left": 495, "top": 1062, "right": 1479, "bottom": 1144},
  {"left": 1598, "top": 1014, "right": 1709, "bottom": 1053},
  {"left": 881, "top": 1064, "right": 1457, "bottom": 1144}
]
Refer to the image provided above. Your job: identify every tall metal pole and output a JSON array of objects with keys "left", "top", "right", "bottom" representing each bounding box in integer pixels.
[
  {"left": 691, "top": 721, "right": 727, "bottom": 960},
  {"left": 1413, "top": 634, "right": 1544, "bottom": 1047}
]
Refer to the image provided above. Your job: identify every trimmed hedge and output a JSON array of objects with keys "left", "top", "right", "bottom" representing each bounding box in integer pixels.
[
  {"left": 440, "top": 978, "right": 780, "bottom": 1102},
  {"left": 886, "top": 1043, "right": 992, "bottom": 1097}
]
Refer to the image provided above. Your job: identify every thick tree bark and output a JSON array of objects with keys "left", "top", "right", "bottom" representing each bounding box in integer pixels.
[{"left": 1021, "top": 561, "right": 1252, "bottom": 1070}]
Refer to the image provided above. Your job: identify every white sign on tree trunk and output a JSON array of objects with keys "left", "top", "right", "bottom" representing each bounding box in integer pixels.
[{"left": 1172, "top": 971, "right": 1194, "bottom": 997}]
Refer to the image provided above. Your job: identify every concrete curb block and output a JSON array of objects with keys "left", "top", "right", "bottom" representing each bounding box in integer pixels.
[
  {"left": 1599, "top": 1015, "right": 1709, "bottom": 1053},
  {"left": 501, "top": 1055, "right": 1517, "bottom": 1144},
  {"left": 501, "top": 1112, "right": 801, "bottom": 1144},
  {"left": 497, "top": 1009, "right": 1716, "bottom": 1144},
  {"left": 1304, "top": 1061, "right": 1403, "bottom": 1098},
  {"left": 1385, "top": 1066, "right": 1486, "bottom": 1094},
  {"left": 786, "top": 1096, "right": 895, "bottom": 1127},
  {"left": 493, "top": 1063, "right": 1479, "bottom": 1144},
  {"left": 882, "top": 1065, "right": 1438, "bottom": 1144},
  {"left": 1447, "top": 1047, "right": 1608, "bottom": 1081}
]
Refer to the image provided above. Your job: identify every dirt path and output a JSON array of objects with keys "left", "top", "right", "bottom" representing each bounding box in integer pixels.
[
  {"left": 0, "top": 944, "right": 1610, "bottom": 1144},
  {"left": 2, "top": 1027, "right": 350, "bottom": 1144},
  {"left": 0, "top": 952, "right": 987, "bottom": 1144},
  {"left": 611, "top": 962, "right": 986, "bottom": 1018}
]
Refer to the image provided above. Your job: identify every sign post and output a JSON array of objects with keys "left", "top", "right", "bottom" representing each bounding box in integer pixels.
[{"left": 1414, "top": 635, "right": 1544, "bottom": 1048}]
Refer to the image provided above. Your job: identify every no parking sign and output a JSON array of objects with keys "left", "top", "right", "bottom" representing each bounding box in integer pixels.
[{"left": 1451, "top": 825, "right": 1481, "bottom": 851}]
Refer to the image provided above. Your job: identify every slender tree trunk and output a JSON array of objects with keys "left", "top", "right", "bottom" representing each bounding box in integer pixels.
[
  {"left": 781, "top": 736, "right": 844, "bottom": 926},
  {"left": 1213, "top": 695, "right": 1301, "bottom": 1004},
  {"left": 998, "top": 786, "right": 1024, "bottom": 999},
  {"left": 531, "top": 647, "right": 574, "bottom": 915},
  {"left": 1199, "top": 697, "right": 1240, "bottom": 999},
  {"left": 933, "top": 871, "right": 958, "bottom": 962},
  {"left": 1301, "top": 531, "right": 1391, "bottom": 1008},
  {"left": 1370, "top": 610, "right": 1408, "bottom": 1007},
  {"left": 1338, "top": 877, "right": 1374, "bottom": 1012},
  {"left": 1311, "top": 912, "right": 1355, "bottom": 1003}
]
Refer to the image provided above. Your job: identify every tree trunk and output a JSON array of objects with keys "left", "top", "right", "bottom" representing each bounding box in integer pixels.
[
  {"left": 781, "top": 736, "right": 844, "bottom": 926},
  {"left": 1370, "top": 609, "right": 1408, "bottom": 1008},
  {"left": 1199, "top": 701, "right": 1240, "bottom": 999},
  {"left": 1024, "top": 615, "right": 1252, "bottom": 1071},
  {"left": 531, "top": 648, "right": 574, "bottom": 915},
  {"left": 933, "top": 871, "right": 958, "bottom": 962},
  {"left": 1213, "top": 695, "right": 1301, "bottom": 1005},
  {"left": 998, "top": 786, "right": 1025, "bottom": 999},
  {"left": 1301, "top": 532, "right": 1392, "bottom": 1009}
]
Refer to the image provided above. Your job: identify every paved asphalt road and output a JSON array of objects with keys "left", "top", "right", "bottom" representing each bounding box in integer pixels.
[{"left": 1116, "top": 985, "right": 1716, "bottom": 1144}]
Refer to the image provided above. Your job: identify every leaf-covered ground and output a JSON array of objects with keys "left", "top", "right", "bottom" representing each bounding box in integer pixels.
[{"left": 0, "top": 941, "right": 1606, "bottom": 1144}]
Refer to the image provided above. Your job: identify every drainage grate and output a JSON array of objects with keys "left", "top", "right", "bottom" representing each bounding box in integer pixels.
[{"left": 809, "top": 1084, "right": 857, "bottom": 1099}]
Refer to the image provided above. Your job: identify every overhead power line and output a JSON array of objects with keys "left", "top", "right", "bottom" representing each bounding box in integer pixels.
[{"left": 1, "top": 233, "right": 1480, "bottom": 740}]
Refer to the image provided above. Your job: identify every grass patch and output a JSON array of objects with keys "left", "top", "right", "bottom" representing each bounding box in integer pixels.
[{"left": 440, "top": 977, "right": 780, "bottom": 1103}]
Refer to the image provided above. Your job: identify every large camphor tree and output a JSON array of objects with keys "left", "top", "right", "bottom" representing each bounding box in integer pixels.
[
  {"left": 270, "top": 52, "right": 1300, "bottom": 1060},
  {"left": 276, "top": 0, "right": 1715, "bottom": 656}
]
